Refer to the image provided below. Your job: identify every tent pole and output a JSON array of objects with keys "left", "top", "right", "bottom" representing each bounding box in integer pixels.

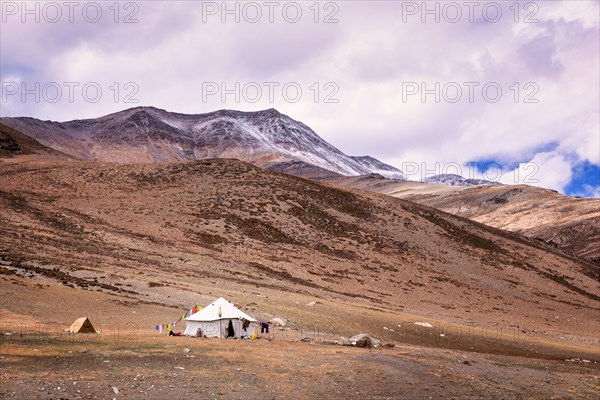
[{"left": 218, "top": 306, "right": 223, "bottom": 339}]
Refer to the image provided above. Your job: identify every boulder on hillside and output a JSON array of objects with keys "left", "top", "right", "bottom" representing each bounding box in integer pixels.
[{"left": 339, "top": 334, "right": 381, "bottom": 348}]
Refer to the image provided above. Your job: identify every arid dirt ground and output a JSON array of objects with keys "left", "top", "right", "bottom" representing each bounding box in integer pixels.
[
  {"left": 0, "top": 145, "right": 599, "bottom": 398},
  {"left": 1, "top": 272, "right": 599, "bottom": 400},
  {"left": 1, "top": 250, "right": 599, "bottom": 399},
  {"left": 2, "top": 335, "right": 599, "bottom": 400}
]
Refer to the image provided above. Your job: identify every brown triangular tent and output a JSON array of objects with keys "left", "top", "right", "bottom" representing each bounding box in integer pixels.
[{"left": 68, "top": 317, "right": 96, "bottom": 333}]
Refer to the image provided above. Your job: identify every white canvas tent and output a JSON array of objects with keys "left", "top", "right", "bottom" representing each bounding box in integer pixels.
[{"left": 184, "top": 297, "right": 257, "bottom": 338}]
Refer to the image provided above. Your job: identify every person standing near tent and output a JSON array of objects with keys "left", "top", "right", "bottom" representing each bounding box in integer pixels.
[{"left": 260, "top": 322, "right": 269, "bottom": 334}]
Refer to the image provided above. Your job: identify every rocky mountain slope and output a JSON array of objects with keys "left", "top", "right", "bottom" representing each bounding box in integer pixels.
[
  {"left": 0, "top": 123, "right": 69, "bottom": 158},
  {"left": 0, "top": 107, "right": 404, "bottom": 178},
  {"left": 325, "top": 175, "right": 600, "bottom": 264},
  {"left": 422, "top": 174, "right": 501, "bottom": 187}
]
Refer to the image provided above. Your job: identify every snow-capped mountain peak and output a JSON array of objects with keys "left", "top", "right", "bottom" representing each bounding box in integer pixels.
[{"left": 0, "top": 107, "right": 405, "bottom": 179}]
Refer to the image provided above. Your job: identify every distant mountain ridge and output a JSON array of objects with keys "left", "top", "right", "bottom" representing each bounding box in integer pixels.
[
  {"left": 422, "top": 174, "right": 502, "bottom": 187},
  {"left": 0, "top": 107, "right": 405, "bottom": 179},
  {"left": 325, "top": 174, "right": 600, "bottom": 264}
]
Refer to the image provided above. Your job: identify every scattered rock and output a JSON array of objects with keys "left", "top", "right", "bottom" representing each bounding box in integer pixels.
[
  {"left": 306, "top": 301, "right": 316, "bottom": 306},
  {"left": 566, "top": 358, "right": 592, "bottom": 363},
  {"left": 183, "top": 348, "right": 191, "bottom": 353},
  {"left": 79, "top": 349, "right": 88, "bottom": 353},
  {"left": 174, "top": 366, "right": 185, "bottom": 370},
  {"left": 301, "top": 337, "right": 313, "bottom": 342},
  {"left": 414, "top": 322, "right": 433, "bottom": 328},
  {"left": 112, "top": 386, "right": 120, "bottom": 394}
]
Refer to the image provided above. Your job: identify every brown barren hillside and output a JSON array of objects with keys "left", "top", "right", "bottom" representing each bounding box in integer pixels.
[
  {"left": 326, "top": 175, "right": 600, "bottom": 264},
  {"left": 1, "top": 157, "right": 599, "bottom": 349},
  {"left": 2, "top": 154, "right": 600, "bottom": 399},
  {"left": 0, "top": 123, "right": 71, "bottom": 159}
]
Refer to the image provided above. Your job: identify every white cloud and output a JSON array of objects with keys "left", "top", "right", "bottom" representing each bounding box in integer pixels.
[
  {"left": 497, "top": 151, "right": 573, "bottom": 191},
  {"left": 570, "top": 184, "right": 600, "bottom": 199},
  {"left": 1, "top": 0, "right": 598, "bottom": 195}
]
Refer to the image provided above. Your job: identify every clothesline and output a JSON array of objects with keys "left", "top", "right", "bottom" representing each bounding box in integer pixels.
[{"left": 155, "top": 305, "right": 202, "bottom": 334}]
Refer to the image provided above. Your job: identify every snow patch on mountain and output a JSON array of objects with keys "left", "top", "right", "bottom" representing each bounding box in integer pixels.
[
  {"left": 422, "top": 174, "right": 502, "bottom": 187},
  {"left": 350, "top": 156, "right": 406, "bottom": 180},
  {"left": 0, "top": 107, "right": 404, "bottom": 178}
]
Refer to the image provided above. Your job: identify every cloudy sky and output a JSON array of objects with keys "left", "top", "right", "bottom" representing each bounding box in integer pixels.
[{"left": 1, "top": 0, "right": 599, "bottom": 197}]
